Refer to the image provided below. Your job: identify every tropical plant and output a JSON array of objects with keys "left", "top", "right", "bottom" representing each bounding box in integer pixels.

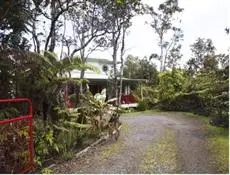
[
  {"left": 137, "top": 99, "right": 149, "bottom": 111},
  {"left": 34, "top": 106, "right": 93, "bottom": 168},
  {"left": 158, "top": 69, "right": 186, "bottom": 101},
  {"left": 133, "top": 84, "right": 159, "bottom": 108}
]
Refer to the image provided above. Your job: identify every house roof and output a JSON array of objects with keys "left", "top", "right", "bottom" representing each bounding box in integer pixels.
[
  {"left": 70, "top": 58, "right": 147, "bottom": 83},
  {"left": 87, "top": 58, "right": 113, "bottom": 64},
  {"left": 121, "top": 78, "right": 148, "bottom": 83},
  {"left": 73, "top": 77, "right": 147, "bottom": 84}
]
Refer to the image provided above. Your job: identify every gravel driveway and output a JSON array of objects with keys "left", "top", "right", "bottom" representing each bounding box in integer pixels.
[{"left": 53, "top": 112, "right": 218, "bottom": 174}]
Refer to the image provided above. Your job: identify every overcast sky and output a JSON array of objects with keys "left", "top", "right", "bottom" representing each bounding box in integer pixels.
[{"left": 90, "top": 0, "right": 230, "bottom": 67}]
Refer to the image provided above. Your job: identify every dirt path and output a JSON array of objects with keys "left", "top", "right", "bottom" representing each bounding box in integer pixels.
[{"left": 53, "top": 112, "right": 217, "bottom": 174}]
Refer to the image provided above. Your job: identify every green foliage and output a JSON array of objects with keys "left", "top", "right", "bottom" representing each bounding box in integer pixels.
[
  {"left": 137, "top": 99, "right": 149, "bottom": 111},
  {"left": 158, "top": 69, "right": 185, "bottom": 101},
  {"left": 146, "top": 0, "right": 183, "bottom": 71},
  {"left": 0, "top": 121, "right": 30, "bottom": 173},
  {"left": 0, "top": 49, "right": 106, "bottom": 169},
  {"left": 185, "top": 113, "right": 229, "bottom": 173},
  {"left": 0, "top": 107, "right": 20, "bottom": 120},
  {"left": 33, "top": 90, "right": 114, "bottom": 168},
  {"left": 131, "top": 53, "right": 228, "bottom": 127},
  {"left": 159, "top": 92, "right": 206, "bottom": 115},
  {"left": 34, "top": 106, "right": 96, "bottom": 168},
  {"left": 41, "top": 167, "right": 53, "bottom": 174},
  {"left": 0, "top": 49, "right": 98, "bottom": 119},
  {"left": 158, "top": 64, "right": 229, "bottom": 127},
  {"left": 186, "top": 38, "right": 216, "bottom": 76},
  {"left": 133, "top": 84, "right": 159, "bottom": 108},
  {"left": 0, "top": 0, "right": 32, "bottom": 49},
  {"left": 123, "top": 55, "right": 158, "bottom": 85}
]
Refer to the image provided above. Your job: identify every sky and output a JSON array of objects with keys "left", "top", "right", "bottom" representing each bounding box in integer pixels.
[{"left": 90, "top": 0, "right": 230, "bottom": 67}]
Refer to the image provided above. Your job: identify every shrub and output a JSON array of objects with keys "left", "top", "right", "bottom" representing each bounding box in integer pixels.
[
  {"left": 34, "top": 102, "right": 100, "bottom": 168},
  {"left": 133, "top": 84, "right": 159, "bottom": 108},
  {"left": 137, "top": 99, "right": 148, "bottom": 111},
  {"left": 158, "top": 69, "right": 186, "bottom": 101},
  {"left": 158, "top": 92, "right": 206, "bottom": 114}
]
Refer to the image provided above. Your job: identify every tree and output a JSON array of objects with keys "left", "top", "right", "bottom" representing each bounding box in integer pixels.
[
  {"left": 31, "top": 0, "right": 82, "bottom": 53},
  {"left": 103, "top": 0, "right": 141, "bottom": 101},
  {"left": 123, "top": 55, "right": 140, "bottom": 78},
  {"left": 0, "top": 47, "right": 97, "bottom": 121},
  {"left": 186, "top": 38, "right": 216, "bottom": 76},
  {"left": 67, "top": 0, "right": 111, "bottom": 79},
  {"left": 158, "top": 69, "right": 185, "bottom": 101},
  {"left": 123, "top": 55, "right": 158, "bottom": 85},
  {"left": 139, "top": 58, "right": 158, "bottom": 85},
  {"left": 0, "top": 0, "right": 32, "bottom": 50},
  {"left": 164, "top": 27, "right": 183, "bottom": 69},
  {"left": 147, "top": 0, "right": 183, "bottom": 71},
  {"left": 225, "top": 27, "right": 229, "bottom": 35},
  {"left": 216, "top": 54, "right": 229, "bottom": 69},
  {"left": 118, "top": 23, "right": 129, "bottom": 105},
  {"left": 202, "top": 55, "right": 218, "bottom": 73}
]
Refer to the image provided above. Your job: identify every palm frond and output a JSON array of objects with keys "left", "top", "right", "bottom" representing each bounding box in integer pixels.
[
  {"left": 64, "top": 121, "right": 92, "bottom": 129},
  {"left": 43, "top": 51, "right": 59, "bottom": 65}
]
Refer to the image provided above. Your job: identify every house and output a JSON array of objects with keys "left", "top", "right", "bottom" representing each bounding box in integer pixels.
[{"left": 67, "top": 58, "right": 147, "bottom": 108}]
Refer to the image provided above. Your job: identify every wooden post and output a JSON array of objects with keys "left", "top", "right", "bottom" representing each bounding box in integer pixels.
[{"left": 140, "top": 82, "right": 143, "bottom": 100}]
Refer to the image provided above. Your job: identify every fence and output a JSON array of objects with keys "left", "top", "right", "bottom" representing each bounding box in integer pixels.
[{"left": 0, "top": 98, "right": 34, "bottom": 173}]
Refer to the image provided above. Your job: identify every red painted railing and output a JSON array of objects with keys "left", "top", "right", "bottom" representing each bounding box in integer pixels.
[
  {"left": 0, "top": 98, "right": 34, "bottom": 173},
  {"left": 121, "top": 94, "right": 137, "bottom": 104}
]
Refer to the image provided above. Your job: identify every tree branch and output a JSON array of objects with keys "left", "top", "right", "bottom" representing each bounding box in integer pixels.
[
  {"left": 44, "top": 1, "right": 81, "bottom": 51},
  {"left": 70, "top": 30, "right": 107, "bottom": 58}
]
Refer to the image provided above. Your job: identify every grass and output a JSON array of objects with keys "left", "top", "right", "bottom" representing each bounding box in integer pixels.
[
  {"left": 101, "top": 138, "right": 123, "bottom": 159},
  {"left": 208, "top": 133, "right": 229, "bottom": 173},
  {"left": 201, "top": 118, "right": 228, "bottom": 173},
  {"left": 160, "top": 111, "right": 229, "bottom": 173},
  {"left": 139, "top": 128, "right": 178, "bottom": 174},
  {"left": 121, "top": 109, "right": 162, "bottom": 117},
  {"left": 182, "top": 112, "right": 229, "bottom": 173}
]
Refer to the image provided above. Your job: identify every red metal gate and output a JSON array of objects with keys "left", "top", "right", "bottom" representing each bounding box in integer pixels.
[{"left": 0, "top": 98, "right": 34, "bottom": 173}]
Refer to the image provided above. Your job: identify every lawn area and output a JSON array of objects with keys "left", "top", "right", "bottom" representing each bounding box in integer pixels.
[{"left": 184, "top": 113, "right": 229, "bottom": 173}]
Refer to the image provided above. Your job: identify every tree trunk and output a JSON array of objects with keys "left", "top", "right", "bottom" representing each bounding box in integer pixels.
[
  {"left": 60, "top": 15, "right": 67, "bottom": 59},
  {"left": 48, "top": 0, "right": 56, "bottom": 52},
  {"left": 79, "top": 0, "right": 86, "bottom": 94},
  {"left": 112, "top": 43, "right": 119, "bottom": 105},
  {"left": 112, "top": 21, "right": 122, "bottom": 105},
  {"left": 32, "top": 12, "right": 40, "bottom": 53},
  {"left": 118, "top": 25, "right": 126, "bottom": 106},
  {"left": 80, "top": 69, "right": 86, "bottom": 94},
  {"left": 160, "top": 34, "right": 164, "bottom": 72},
  {"left": 44, "top": 0, "right": 57, "bottom": 52}
]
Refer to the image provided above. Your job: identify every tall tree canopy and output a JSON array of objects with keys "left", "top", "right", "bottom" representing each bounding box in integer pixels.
[
  {"left": 123, "top": 55, "right": 158, "bottom": 85},
  {"left": 147, "top": 0, "right": 183, "bottom": 71},
  {"left": 0, "top": 0, "right": 32, "bottom": 50},
  {"left": 186, "top": 38, "right": 216, "bottom": 76}
]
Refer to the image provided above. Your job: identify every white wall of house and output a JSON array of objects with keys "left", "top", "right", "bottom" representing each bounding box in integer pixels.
[
  {"left": 69, "top": 58, "right": 133, "bottom": 97},
  {"left": 70, "top": 58, "right": 113, "bottom": 79}
]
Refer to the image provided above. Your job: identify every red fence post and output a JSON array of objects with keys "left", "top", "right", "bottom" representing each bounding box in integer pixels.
[{"left": 0, "top": 98, "right": 34, "bottom": 173}]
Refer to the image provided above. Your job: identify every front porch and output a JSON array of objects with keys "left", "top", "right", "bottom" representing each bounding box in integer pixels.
[{"left": 65, "top": 78, "right": 147, "bottom": 108}]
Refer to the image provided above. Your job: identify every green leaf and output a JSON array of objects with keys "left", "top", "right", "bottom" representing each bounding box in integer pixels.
[
  {"left": 64, "top": 121, "right": 92, "bottom": 129},
  {"left": 53, "top": 124, "right": 70, "bottom": 133},
  {"left": 53, "top": 144, "right": 59, "bottom": 152}
]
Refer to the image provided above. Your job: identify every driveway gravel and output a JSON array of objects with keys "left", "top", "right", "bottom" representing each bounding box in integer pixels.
[{"left": 52, "top": 112, "right": 217, "bottom": 174}]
